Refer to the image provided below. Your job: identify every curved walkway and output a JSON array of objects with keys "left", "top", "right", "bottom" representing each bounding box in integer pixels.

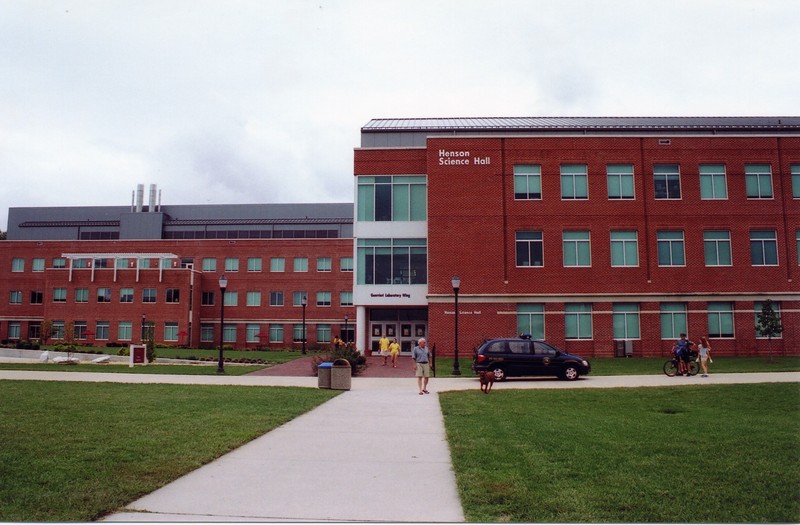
[{"left": 1, "top": 367, "right": 796, "bottom": 522}]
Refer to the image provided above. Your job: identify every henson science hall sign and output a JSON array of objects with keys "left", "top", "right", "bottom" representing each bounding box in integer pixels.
[{"left": 437, "top": 150, "right": 492, "bottom": 166}]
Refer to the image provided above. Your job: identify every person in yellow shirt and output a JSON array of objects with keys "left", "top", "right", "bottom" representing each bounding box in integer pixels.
[
  {"left": 389, "top": 338, "right": 401, "bottom": 368},
  {"left": 379, "top": 335, "right": 390, "bottom": 365}
]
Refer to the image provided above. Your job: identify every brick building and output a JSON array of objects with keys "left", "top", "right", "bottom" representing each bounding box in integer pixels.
[
  {"left": 354, "top": 117, "right": 800, "bottom": 358},
  {"left": 1, "top": 198, "right": 355, "bottom": 350}
]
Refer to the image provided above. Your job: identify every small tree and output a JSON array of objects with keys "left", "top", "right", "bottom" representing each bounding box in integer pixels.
[
  {"left": 40, "top": 320, "right": 53, "bottom": 346},
  {"left": 756, "top": 299, "right": 783, "bottom": 360}
]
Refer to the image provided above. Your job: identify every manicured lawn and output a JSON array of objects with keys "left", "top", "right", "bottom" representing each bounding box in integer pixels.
[
  {"left": 433, "top": 356, "right": 800, "bottom": 377},
  {"left": 0, "top": 381, "right": 338, "bottom": 522},
  {"left": 0, "top": 362, "right": 267, "bottom": 375},
  {"left": 440, "top": 383, "right": 800, "bottom": 523}
]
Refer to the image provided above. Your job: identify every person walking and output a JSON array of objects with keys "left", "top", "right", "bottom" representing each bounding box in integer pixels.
[
  {"left": 378, "top": 334, "right": 391, "bottom": 365},
  {"left": 412, "top": 338, "right": 431, "bottom": 395},
  {"left": 389, "top": 338, "right": 400, "bottom": 368},
  {"left": 697, "top": 336, "right": 712, "bottom": 377}
]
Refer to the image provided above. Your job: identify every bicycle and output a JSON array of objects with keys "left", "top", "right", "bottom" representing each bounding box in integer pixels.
[{"left": 663, "top": 354, "right": 699, "bottom": 377}]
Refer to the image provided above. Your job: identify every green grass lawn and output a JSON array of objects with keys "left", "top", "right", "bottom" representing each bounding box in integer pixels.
[
  {"left": 0, "top": 362, "right": 267, "bottom": 375},
  {"left": 440, "top": 383, "right": 800, "bottom": 523},
  {"left": 0, "top": 381, "right": 339, "bottom": 522}
]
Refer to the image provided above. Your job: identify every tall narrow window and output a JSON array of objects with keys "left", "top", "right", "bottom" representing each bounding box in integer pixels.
[
  {"left": 657, "top": 231, "right": 685, "bottom": 266},
  {"left": 613, "top": 303, "right": 640, "bottom": 339},
  {"left": 660, "top": 303, "right": 687, "bottom": 339},
  {"left": 225, "top": 258, "right": 239, "bottom": 272},
  {"left": 704, "top": 231, "right": 732, "bottom": 266},
  {"left": 792, "top": 164, "right": 800, "bottom": 199},
  {"left": 699, "top": 164, "right": 728, "bottom": 199},
  {"left": 517, "top": 304, "right": 545, "bottom": 339},
  {"left": 708, "top": 302, "right": 734, "bottom": 338},
  {"left": 563, "top": 231, "right": 591, "bottom": 267},
  {"left": 607, "top": 164, "right": 634, "bottom": 199},
  {"left": 515, "top": 231, "right": 544, "bottom": 267},
  {"left": 654, "top": 164, "right": 681, "bottom": 199},
  {"left": 247, "top": 257, "right": 262, "bottom": 272},
  {"left": 514, "top": 165, "right": 542, "bottom": 200},
  {"left": 246, "top": 291, "right": 261, "bottom": 306},
  {"left": 565, "top": 304, "right": 592, "bottom": 339},
  {"left": 750, "top": 230, "right": 778, "bottom": 265},
  {"left": 202, "top": 258, "right": 216, "bottom": 272},
  {"left": 561, "top": 165, "right": 588, "bottom": 199},
  {"left": 745, "top": 164, "right": 773, "bottom": 198}
]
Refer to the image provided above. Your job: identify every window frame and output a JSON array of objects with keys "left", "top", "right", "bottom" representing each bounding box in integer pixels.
[
  {"left": 657, "top": 231, "right": 686, "bottom": 266},
  {"left": 699, "top": 164, "right": 728, "bottom": 200},
  {"left": 745, "top": 164, "right": 773, "bottom": 199},
  {"left": 653, "top": 164, "right": 681, "bottom": 200},
  {"left": 607, "top": 164, "right": 635, "bottom": 200},
  {"left": 560, "top": 164, "right": 588, "bottom": 200},
  {"left": 514, "top": 164, "right": 542, "bottom": 200}
]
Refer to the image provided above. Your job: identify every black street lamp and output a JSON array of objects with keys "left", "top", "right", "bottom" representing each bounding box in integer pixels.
[
  {"left": 217, "top": 274, "right": 228, "bottom": 374},
  {"left": 451, "top": 275, "right": 461, "bottom": 376},
  {"left": 344, "top": 314, "right": 349, "bottom": 345},
  {"left": 141, "top": 313, "right": 146, "bottom": 343},
  {"left": 301, "top": 294, "right": 308, "bottom": 354}
]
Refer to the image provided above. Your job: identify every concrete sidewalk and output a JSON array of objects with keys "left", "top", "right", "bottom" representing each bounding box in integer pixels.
[{"left": 1, "top": 368, "right": 797, "bottom": 522}]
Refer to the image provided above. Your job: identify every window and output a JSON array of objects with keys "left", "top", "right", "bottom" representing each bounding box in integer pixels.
[
  {"left": 269, "top": 324, "right": 284, "bottom": 343},
  {"left": 225, "top": 258, "right": 239, "bottom": 272},
  {"left": 74, "top": 258, "right": 90, "bottom": 269},
  {"left": 246, "top": 324, "right": 260, "bottom": 344},
  {"left": 138, "top": 258, "right": 151, "bottom": 269},
  {"left": 270, "top": 257, "right": 285, "bottom": 272},
  {"left": 317, "top": 324, "right": 331, "bottom": 344},
  {"left": 660, "top": 303, "right": 687, "bottom": 339},
  {"left": 32, "top": 258, "right": 45, "bottom": 272},
  {"left": 610, "top": 231, "right": 639, "bottom": 267},
  {"left": 201, "top": 291, "right": 215, "bottom": 306},
  {"left": 223, "top": 324, "right": 236, "bottom": 344},
  {"left": 316, "top": 292, "right": 332, "bottom": 307},
  {"left": 340, "top": 257, "right": 354, "bottom": 272},
  {"left": 750, "top": 230, "right": 778, "bottom": 266},
  {"left": 9, "top": 291, "right": 22, "bottom": 305},
  {"left": 247, "top": 257, "right": 262, "bottom": 272},
  {"left": 699, "top": 164, "right": 728, "bottom": 199},
  {"left": 793, "top": 165, "right": 800, "bottom": 199},
  {"left": 97, "top": 287, "right": 112, "bottom": 303},
  {"left": 52, "top": 257, "right": 66, "bottom": 269},
  {"left": 357, "top": 238, "right": 427, "bottom": 285},
  {"left": 654, "top": 164, "right": 681, "bottom": 199},
  {"left": 745, "top": 164, "right": 773, "bottom": 198},
  {"left": 200, "top": 324, "right": 214, "bottom": 342},
  {"left": 163, "top": 258, "right": 174, "bottom": 269},
  {"left": 293, "top": 292, "right": 307, "bottom": 307},
  {"left": 754, "top": 301, "right": 782, "bottom": 339},
  {"left": 293, "top": 324, "right": 305, "bottom": 343},
  {"left": 166, "top": 288, "right": 180, "bottom": 303},
  {"left": 116, "top": 258, "right": 129, "bottom": 269},
  {"left": 95, "top": 321, "right": 109, "bottom": 341},
  {"left": 73, "top": 321, "right": 88, "bottom": 340},
  {"left": 317, "top": 257, "right": 332, "bottom": 272},
  {"left": 657, "top": 231, "right": 685, "bottom": 266},
  {"left": 563, "top": 231, "right": 591, "bottom": 267},
  {"left": 75, "top": 288, "right": 89, "bottom": 303},
  {"left": 30, "top": 291, "right": 43, "bottom": 304},
  {"left": 202, "top": 258, "right": 216, "bottom": 272},
  {"left": 28, "top": 322, "right": 41, "bottom": 340},
  {"left": 514, "top": 165, "right": 542, "bottom": 199},
  {"left": 11, "top": 258, "right": 24, "bottom": 272},
  {"left": 294, "top": 257, "right": 308, "bottom": 272},
  {"left": 613, "top": 303, "right": 640, "bottom": 339},
  {"left": 517, "top": 304, "right": 545, "bottom": 339},
  {"left": 607, "top": 164, "right": 634, "bottom": 199},
  {"left": 8, "top": 322, "right": 20, "bottom": 339},
  {"left": 565, "top": 303, "right": 592, "bottom": 339},
  {"left": 704, "top": 231, "right": 732, "bottom": 266},
  {"left": 340, "top": 291, "right": 353, "bottom": 307},
  {"left": 561, "top": 164, "right": 588, "bottom": 199},
  {"left": 142, "top": 288, "right": 156, "bottom": 303},
  {"left": 53, "top": 288, "right": 67, "bottom": 303},
  {"left": 115, "top": 288, "right": 131, "bottom": 303},
  {"left": 269, "top": 291, "right": 284, "bottom": 306},
  {"left": 223, "top": 291, "right": 238, "bottom": 307},
  {"left": 515, "top": 231, "right": 544, "bottom": 267},
  {"left": 357, "top": 175, "right": 427, "bottom": 221},
  {"left": 164, "top": 322, "right": 179, "bottom": 342},
  {"left": 708, "top": 302, "right": 734, "bottom": 338},
  {"left": 246, "top": 291, "right": 261, "bottom": 306}
]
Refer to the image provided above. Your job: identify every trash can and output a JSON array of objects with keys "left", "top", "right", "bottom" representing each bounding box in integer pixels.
[
  {"left": 318, "top": 362, "right": 333, "bottom": 389},
  {"left": 330, "top": 358, "right": 352, "bottom": 391}
]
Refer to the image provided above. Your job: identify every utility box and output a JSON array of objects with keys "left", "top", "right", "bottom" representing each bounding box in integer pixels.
[
  {"left": 129, "top": 344, "right": 147, "bottom": 367},
  {"left": 614, "top": 340, "right": 633, "bottom": 357}
]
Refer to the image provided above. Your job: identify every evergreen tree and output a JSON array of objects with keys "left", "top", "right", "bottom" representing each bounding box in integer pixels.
[{"left": 756, "top": 299, "right": 783, "bottom": 360}]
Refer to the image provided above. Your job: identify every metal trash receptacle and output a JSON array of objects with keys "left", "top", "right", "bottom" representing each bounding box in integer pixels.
[
  {"left": 330, "top": 358, "right": 352, "bottom": 390},
  {"left": 318, "top": 362, "right": 333, "bottom": 389}
]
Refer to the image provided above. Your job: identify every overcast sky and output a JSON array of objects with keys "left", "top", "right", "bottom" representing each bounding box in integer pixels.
[{"left": 1, "top": 0, "right": 798, "bottom": 231}]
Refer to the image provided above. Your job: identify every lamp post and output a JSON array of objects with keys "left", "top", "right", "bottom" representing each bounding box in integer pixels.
[
  {"left": 344, "top": 315, "right": 349, "bottom": 346},
  {"left": 451, "top": 275, "right": 461, "bottom": 376},
  {"left": 217, "top": 274, "right": 228, "bottom": 374},
  {"left": 301, "top": 294, "right": 308, "bottom": 354},
  {"left": 141, "top": 313, "right": 146, "bottom": 343}
]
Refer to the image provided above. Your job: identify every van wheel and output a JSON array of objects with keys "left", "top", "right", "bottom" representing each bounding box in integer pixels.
[
  {"left": 561, "top": 365, "right": 580, "bottom": 381},
  {"left": 491, "top": 367, "right": 507, "bottom": 381}
]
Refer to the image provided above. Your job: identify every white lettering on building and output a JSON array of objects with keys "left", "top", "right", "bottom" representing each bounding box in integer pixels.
[{"left": 437, "top": 150, "right": 491, "bottom": 166}]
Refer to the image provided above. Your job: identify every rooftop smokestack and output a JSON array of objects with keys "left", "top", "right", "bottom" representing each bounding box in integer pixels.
[
  {"left": 136, "top": 184, "right": 144, "bottom": 213},
  {"left": 148, "top": 184, "right": 157, "bottom": 212}
]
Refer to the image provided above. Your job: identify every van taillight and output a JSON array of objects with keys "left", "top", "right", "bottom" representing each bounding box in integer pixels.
[{"left": 476, "top": 354, "right": 486, "bottom": 363}]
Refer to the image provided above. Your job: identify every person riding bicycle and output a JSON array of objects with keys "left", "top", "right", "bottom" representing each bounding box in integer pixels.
[{"left": 672, "top": 333, "right": 693, "bottom": 376}]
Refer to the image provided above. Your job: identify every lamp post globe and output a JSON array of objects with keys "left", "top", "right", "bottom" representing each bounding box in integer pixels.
[
  {"left": 451, "top": 275, "right": 461, "bottom": 376},
  {"left": 217, "top": 274, "right": 228, "bottom": 374}
]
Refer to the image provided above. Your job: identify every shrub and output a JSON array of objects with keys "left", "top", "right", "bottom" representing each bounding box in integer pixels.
[{"left": 310, "top": 345, "right": 367, "bottom": 376}]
